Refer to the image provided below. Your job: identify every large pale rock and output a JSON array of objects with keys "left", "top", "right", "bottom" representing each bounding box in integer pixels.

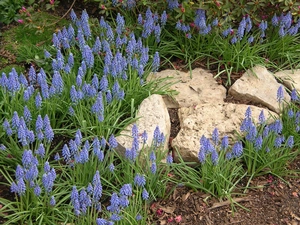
[
  {"left": 116, "top": 94, "right": 170, "bottom": 156},
  {"left": 172, "top": 103, "right": 277, "bottom": 163},
  {"left": 275, "top": 69, "right": 300, "bottom": 91},
  {"left": 148, "top": 68, "right": 226, "bottom": 108},
  {"left": 228, "top": 65, "right": 290, "bottom": 113}
]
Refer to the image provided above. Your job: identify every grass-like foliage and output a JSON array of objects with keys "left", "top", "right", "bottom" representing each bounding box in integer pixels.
[
  {"left": 0, "top": 9, "right": 174, "bottom": 224},
  {"left": 171, "top": 130, "right": 245, "bottom": 200},
  {"left": 0, "top": 2, "right": 300, "bottom": 224},
  {"left": 0, "top": 124, "right": 172, "bottom": 224},
  {"left": 240, "top": 88, "right": 300, "bottom": 181}
]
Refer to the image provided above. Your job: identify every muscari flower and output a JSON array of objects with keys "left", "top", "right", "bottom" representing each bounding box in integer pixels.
[
  {"left": 11, "top": 111, "right": 20, "bottom": 129},
  {"left": 44, "top": 117, "right": 54, "bottom": 142},
  {"left": 50, "top": 196, "right": 56, "bottom": 206},
  {"left": 36, "top": 143, "right": 45, "bottom": 158},
  {"left": 44, "top": 50, "right": 51, "bottom": 58},
  {"left": 232, "top": 141, "right": 243, "bottom": 157},
  {"left": 218, "top": 136, "right": 228, "bottom": 151},
  {"left": 152, "top": 52, "right": 160, "bottom": 72},
  {"left": 78, "top": 145, "right": 89, "bottom": 164},
  {"left": 140, "top": 130, "right": 148, "bottom": 144},
  {"left": 120, "top": 184, "right": 132, "bottom": 196},
  {"left": 96, "top": 218, "right": 108, "bottom": 225},
  {"left": 52, "top": 71, "right": 64, "bottom": 95},
  {"left": 226, "top": 152, "right": 233, "bottom": 160},
  {"left": 212, "top": 128, "right": 219, "bottom": 145},
  {"left": 272, "top": 14, "right": 279, "bottom": 26},
  {"left": 15, "top": 165, "right": 24, "bottom": 180},
  {"left": 150, "top": 162, "right": 157, "bottom": 174},
  {"left": 248, "top": 35, "right": 254, "bottom": 44},
  {"left": 109, "top": 163, "right": 115, "bottom": 172},
  {"left": 34, "top": 185, "right": 41, "bottom": 196},
  {"left": 35, "top": 92, "right": 42, "bottom": 109},
  {"left": 288, "top": 109, "right": 294, "bottom": 118},
  {"left": 231, "top": 35, "right": 238, "bottom": 44},
  {"left": 291, "top": 89, "right": 299, "bottom": 101},
  {"left": 54, "top": 152, "right": 60, "bottom": 161},
  {"left": 11, "top": 178, "right": 26, "bottom": 196},
  {"left": 245, "top": 123, "right": 257, "bottom": 142},
  {"left": 211, "top": 150, "right": 218, "bottom": 165},
  {"left": 52, "top": 33, "right": 60, "bottom": 49},
  {"left": 109, "top": 134, "right": 118, "bottom": 149},
  {"left": 107, "top": 192, "right": 120, "bottom": 213},
  {"left": 142, "top": 188, "right": 149, "bottom": 200},
  {"left": 136, "top": 214, "right": 142, "bottom": 221},
  {"left": 237, "top": 17, "right": 246, "bottom": 40},
  {"left": 259, "top": 110, "right": 265, "bottom": 124},
  {"left": 274, "top": 135, "right": 284, "bottom": 148},
  {"left": 279, "top": 25, "right": 286, "bottom": 37},
  {"left": 82, "top": 45, "right": 94, "bottom": 68},
  {"left": 134, "top": 174, "right": 146, "bottom": 187},
  {"left": 62, "top": 144, "right": 71, "bottom": 162},
  {"left": 167, "top": 0, "right": 179, "bottom": 10},
  {"left": 212, "top": 18, "right": 218, "bottom": 27},
  {"left": 286, "top": 135, "right": 294, "bottom": 148},
  {"left": 277, "top": 85, "right": 284, "bottom": 103},
  {"left": 166, "top": 153, "right": 173, "bottom": 165},
  {"left": 91, "top": 92, "right": 104, "bottom": 115},
  {"left": 254, "top": 135, "right": 263, "bottom": 150},
  {"left": 245, "top": 106, "right": 252, "bottom": 119},
  {"left": 222, "top": 26, "right": 232, "bottom": 38},
  {"left": 110, "top": 214, "right": 121, "bottom": 222}
]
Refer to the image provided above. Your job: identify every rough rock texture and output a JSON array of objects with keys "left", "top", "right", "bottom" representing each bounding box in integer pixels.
[
  {"left": 115, "top": 94, "right": 170, "bottom": 156},
  {"left": 275, "top": 69, "right": 300, "bottom": 91},
  {"left": 118, "top": 66, "right": 298, "bottom": 163},
  {"left": 148, "top": 68, "right": 226, "bottom": 108},
  {"left": 172, "top": 103, "right": 277, "bottom": 162},
  {"left": 228, "top": 65, "right": 290, "bottom": 113}
]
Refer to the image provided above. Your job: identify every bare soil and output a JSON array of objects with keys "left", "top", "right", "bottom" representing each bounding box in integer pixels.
[{"left": 0, "top": 1, "right": 300, "bottom": 225}]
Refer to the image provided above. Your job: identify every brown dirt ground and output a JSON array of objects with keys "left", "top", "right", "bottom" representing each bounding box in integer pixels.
[{"left": 1, "top": 1, "right": 300, "bottom": 225}]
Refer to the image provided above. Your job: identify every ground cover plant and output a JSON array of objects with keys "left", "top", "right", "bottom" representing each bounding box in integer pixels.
[{"left": 0, "top": 0, "right": 300, "bottom": 224}]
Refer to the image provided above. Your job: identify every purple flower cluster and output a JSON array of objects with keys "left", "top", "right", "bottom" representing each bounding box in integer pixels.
[
  {"left": 95, "top": 179, "right": 148, "bottom": 223},
  {"left": 194, "top": 9, "right": 212, "bottom": 35},
  {"left": 167, "top": 0, "right": 179, "bottom": 10},
  {"left": 55, "top": 10, "right": 162, "bottom": 121},
  {"left": 3, "top": 110, "right": 54, "bottom": 146},
  {"left": 137, "top": 7, "right": 167, "bottom": 43},
  {"left": 240, "top": 106, "right": 295, "bottom": 153},
  {"left": 11, "top": 150, "right": 56, "bottom": 204},
  {"left": 198, "top": 135, "right": 220, "bottom": 165},
  {"left": 60, "top": 129, "right": 118, "bottom": 166},
  {"left": 198, "top": 128, "right": 244, "bottom": 165},
  {"left": 71, "top": 170, "right": 102, "bottom": 216},
  {"left": 272, "top": 12, "right": 300, "bottom": 37},
  {"left": 125, "top": 124, "right": 142, "bottom": 162}
]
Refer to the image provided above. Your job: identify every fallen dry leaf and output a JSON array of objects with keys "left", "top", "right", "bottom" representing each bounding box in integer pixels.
[
  {"left": 292, "top": 192, "right": 298, "bottom": 197},
  {"left": 160, "top": 206, "right": 176, "bottom": 214},
  {"left": 182, "top": 191, "right": 191, "bottom": 202}
]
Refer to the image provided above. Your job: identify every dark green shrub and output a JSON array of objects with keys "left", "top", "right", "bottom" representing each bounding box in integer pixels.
[{"left": 0, "top": 0, "right": 25, "bottom": 24}]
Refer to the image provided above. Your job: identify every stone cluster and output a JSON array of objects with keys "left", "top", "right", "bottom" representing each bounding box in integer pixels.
[{"left": 116, "top": 65, "right": 300, "bottom": 162}]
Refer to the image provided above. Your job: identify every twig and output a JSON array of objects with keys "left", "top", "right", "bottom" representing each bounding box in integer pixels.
[
  {"left": 209, "top": 197, "right": 251, "bottom": 210},
  {"left": 290, "top": 212, "right": 300, "bottom": 221},
  {"left": 46, "top": 0, "right": 76, "bottom": 27}
]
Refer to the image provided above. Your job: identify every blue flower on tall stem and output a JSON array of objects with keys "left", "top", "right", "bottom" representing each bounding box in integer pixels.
[
  {"left": 232, "top": 141, "right": 243, "bottom": 157},
  {"left": 277, "top": 85, "right": 284, "bottom": 103}
]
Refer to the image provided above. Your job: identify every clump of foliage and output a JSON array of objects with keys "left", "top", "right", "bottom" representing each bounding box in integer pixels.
[{"left": 0, "top": 0, "right": 25, "bottom": 24}]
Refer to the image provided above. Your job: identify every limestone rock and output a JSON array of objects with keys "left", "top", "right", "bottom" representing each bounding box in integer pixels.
[
  {"left": 172, "top": 102, "right": 277, "bottom": 163},
  {"left": 228, "top": 65, "right": 290, "bottom": 113},
  {"left": 148, "top": 68, "right": 226, "bottom": 108},
  {"left": 115, "top": 94, "right": 170, "bottom": 157},
  {"left": 275, "top": 69, "right": 300, "bottom": 91}
]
